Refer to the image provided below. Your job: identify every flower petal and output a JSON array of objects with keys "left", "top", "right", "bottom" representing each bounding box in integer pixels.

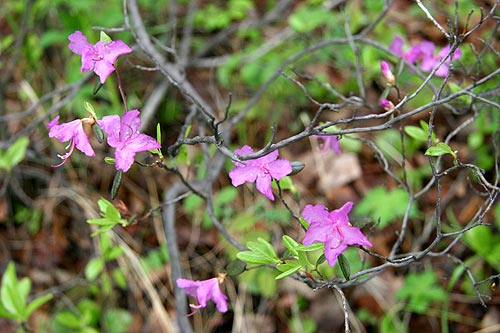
[
  {"left": 120, "top": 110, "right": 142, "bottom": 136},
  {"left": 98, "top": 115, "right": 121, "bottom": 148},
  {"left": 68, "top": 31, "right": 92, "bottom": 55},
  {"left": 268, "top": 158, "right": 292, "bottom": 180},
  {"left": 255, "top": 173, "right": 274, "bottom": 200},
  {"left": 302, "top": 204, "right": 330, "bottom": 225},
  {"left": 93, "top": 59, "right": 116, "bottom": 84},
  {"left": 339, "top": 225, "right": 372, "bottom": 247},
  {"left": 302, "top": 221, "right": 330, "bottom": 245},
  {"left": 229, "top": 165, "right": 259, "bottom": 186},
  {"left": 323, "top": 240, "right": 348, "bottom": 267},
  {"left": 114, "top": 147, "right": 136, "bottom": 172},
  {"left": 102, "top": 40, "right": 132, "bottom": 64}
]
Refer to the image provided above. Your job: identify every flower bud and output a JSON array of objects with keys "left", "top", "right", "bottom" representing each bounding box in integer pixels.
[
  {"left": 380, "top": 98, "right": 395, "bottom": 111},
  {"left": 380, "top": 61, "right": 395, "bottom": 85}
]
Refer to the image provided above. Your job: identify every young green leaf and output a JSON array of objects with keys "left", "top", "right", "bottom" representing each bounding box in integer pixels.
[
  {"left": 275, "top": 264, "right": 302, "bottom": 280},
  {"left": 425, "top": 142, "right": 457, "bottom": 159},
  {"left": 0, "top": 136, "right": 29, "bottom": 172},
  {"left": 282, "top": 235, "right": 300, "bottom": 257},
  {"left": 100, "top": 31, "right": 112, "bottom": 43},
  {"left": 85, "top": 258, "right": 105, "bottom": 281}
]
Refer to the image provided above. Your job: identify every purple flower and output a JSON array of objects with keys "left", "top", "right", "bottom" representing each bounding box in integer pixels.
[
  {"left": 97, "top": 110, "right": 161, "bottom": 172},
  {"left": 390, "top": 36, "right": 422, "bottom": 64},
  {"left": 177, "top": 277, "right": 228, "bottom": 314},
  {"left": 315, "top": 135, "right": 341, "bottom": 155},
  {"left": 419, "top": 41, "right": 462, "bottom": 77},
  {"left": 380, "top": 61, "right": 395, "bottom": 84},
  {"left": 229, "top": 145, "right": 292, "bottom": 201},
  {"left": 68, "top": 31, "right": 132, "bottom": 83},
  {"left": 48, "top": 116, "right": 95, "bottom": 167},
  {"left": 302, "top": 202, "right": 372, "bottom": 267}
]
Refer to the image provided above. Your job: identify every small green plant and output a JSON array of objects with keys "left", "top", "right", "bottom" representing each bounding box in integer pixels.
[
  {"left": 52, "top": 298, "right": 132, "bottom": 333},
  {"left": 0, "top": 136, "right": 29, "bottom": 173},
  {"left": 87, "top": 198, "right": 129, "bottom": 235},
  {"left": 0, "top": 262, "right": 53, "bottom": 325},
  {"left": 396, "top": 271, "right": 448, "bottom": 313},
  {"left": 353, "top": 186, "right": 420, "bottom": 228}
]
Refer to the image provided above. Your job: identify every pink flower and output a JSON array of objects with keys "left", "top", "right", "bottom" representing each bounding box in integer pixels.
[
  {"left": 302, "top": 202, "right": 372, "bottom": 267},
  {"left": 380, "top": 61, "right": 395, "bottom": 84},
  {"left": 390, "top": 36, "right": 422, "bottom": 64},
  {"left": 389, "top": 36, "right": 461, "bottom": 77},
  {"left": 229, "top": 145, "right": 292, "bottom": 201},
  {"left": 315, "top": 135, "right": 341, "bottom": 155},
  {"left": 177, "top": 277, "right": 228, "bottom": 313},
  {"left": 97, "top": 110, "right": 161, "bottom": 172},
  {"left": 419, "top": 41, "right": 462, "bottom": 77},
  {"left": 68, "top": 31, "right": 132, "bottom": 83},
  {"left": 48, "top": 116, "right": 95, "bottom": 167}
]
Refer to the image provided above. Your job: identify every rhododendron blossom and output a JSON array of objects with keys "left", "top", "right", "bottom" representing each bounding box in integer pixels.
[
  {"left": 97, "top": 110, "right": 161, "bottom": 172},
  {"left": 229, "top": 145, "right": 292, "bottom": 201},
  {"left": 390, "top": 36, "right": 422, "bottom": 64},
  {"left": 419, "top": 41, "right": 462, "bottom": 77},
  {"left": 68, "top": 31, "right": 132, "bottom": 83},
  {"left": 177, "top": 277, "right": 228, "bottom": 314},
  {"left": 48, "top": 116, "right": 95, "bottom": 167},
  {"left": 389, "top": 36, "right": 461, "bottom": 77},
  {"left": 315, "top": 135, "right": 341, "bottom": 155},
  {"left": 302, "top": 202, "right": 372, "bottom": 267}
]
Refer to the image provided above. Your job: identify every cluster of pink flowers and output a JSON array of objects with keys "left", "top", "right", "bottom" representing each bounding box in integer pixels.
[
  {"left": 389, "top": 36, "right": 462, "bottom": 78},
  {"left": 52, "top": 30, "right": 373, "bottom": 316},
  {"left": 228, "top": 145, "right": 371, "bottom": 263},
  {"left": 49, "top": 109, "right": 160, "bottom": 172},
  {"left": 48, "top": 32, "right": 160, "bottom": 172}
]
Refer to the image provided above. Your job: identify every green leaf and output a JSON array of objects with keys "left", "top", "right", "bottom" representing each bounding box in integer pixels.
[
  {"left": 55, "top": 311, "right": 82, "bottom": 328},
  {"left": 282, "top": 235, "right": 299, "bottom": 257},
  {"left": 337, "top": 253, "right": 350, "bottom": 280},
  {"left": 0, "top": 302, "right": 18, "bottom": 319},
  {"left": 1, "top": 262, "right": 25, "bottom": 318},
  {"left": 316, "top": 254, "right": 327, "bottom": 266},
  {"left": 297, "top": 251, "right": 310, "bottom": 267},
  {"left": 275, "top": 264, "right": 302, "bottom": 280},
  {"left": 102, "top": 308, "right": 133, "bottom": 333},
  {"left": 92, "top": 123, "right": 104, "bottom": 144},
  {"left": 296, "top": 242, "right": 324, "bottom": 252},
  {"left": 236, "top": 251, "right": 277, "bottom": 265},
  {"left": 85, "top": 258, "right": 104, "bottom": 281},
  {"left": 353, "top": 186, "right": 419, "bottom": 228},
  {"left": 425, "top": 142, "right": 457, "bottom": 159},
  {"left": 24, "top": 294, "right": 53, "bottom": 319},
  {"left": 404, "top": 126, "right": 427, "bottom": 142},
  {"left": 0, "top": 136, "right": 29, "bottom": 172},
  {"left": 237, "top": 238, "right": 279, "bottom": 265},
  {"left": 100, "top": 31, "right": 112, "bottom": 43},
  {"left": 111, "top": 170, "right": 123, "bottom": 199},
  {"left": 396, "top": 271, "right": 448, "bottom": 313},
  {"left": 104, "top": 157, "right": 115, "bottom": 164},
  {"left": 248, "top": 238, "right": 279, "bottom": 261},
  {"left": 226, "top": 259, "right": 247, "bottom": 276}
]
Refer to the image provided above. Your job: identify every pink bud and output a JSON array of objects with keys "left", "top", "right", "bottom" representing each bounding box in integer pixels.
[
  {"left": 380, "top": 61, "right": 395, "bottom": 85},
  {"left": 380, "top": 99, "right": 395, "bottom": 111}
]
